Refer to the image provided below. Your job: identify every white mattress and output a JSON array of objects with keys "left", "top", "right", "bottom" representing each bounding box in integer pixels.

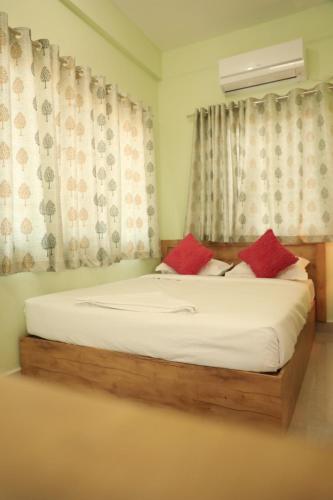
[{"left": 25, "top": 275, "right": 315, "bottom": 372}]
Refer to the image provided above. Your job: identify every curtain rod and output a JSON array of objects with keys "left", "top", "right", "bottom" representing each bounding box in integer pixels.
[{"left": 187, "top": 85, "right": 333, "bottom": 118}]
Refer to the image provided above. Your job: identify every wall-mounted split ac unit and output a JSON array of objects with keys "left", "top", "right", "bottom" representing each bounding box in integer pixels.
[{"left": 219, "top": 39, "right": 306, "bottom": 94}]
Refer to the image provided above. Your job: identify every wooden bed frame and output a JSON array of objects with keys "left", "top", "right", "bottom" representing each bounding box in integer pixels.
[{"left": 20, "top": 241, "right": 326, "bottom": 430}]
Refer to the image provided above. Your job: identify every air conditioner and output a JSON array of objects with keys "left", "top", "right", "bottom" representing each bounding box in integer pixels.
[{"left": 219, "top": 39, "right": 306, "bottom": 94}]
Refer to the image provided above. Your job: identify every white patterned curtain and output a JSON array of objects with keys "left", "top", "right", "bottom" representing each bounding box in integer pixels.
[
  {"left": 0, "top": 12, "right": 159, "bottom": 275},
  {"left": 186, "top": 83, "right": 333, "bottom": 243},
  {"left": 185, "top": 104, "right": 243, "bottom": 242}
]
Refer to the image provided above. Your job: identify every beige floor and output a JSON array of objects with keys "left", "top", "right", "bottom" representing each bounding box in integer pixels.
[{"left": 290, "top": 327, "right": 333, "bottom": 445}]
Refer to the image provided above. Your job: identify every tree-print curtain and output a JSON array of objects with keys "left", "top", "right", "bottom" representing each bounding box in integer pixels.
[
  {"left": 0, "top": 12, "right": 159, "bottom": 275},
  {"left": 185, "top": 83, "right": 333, "bottom": 243}
]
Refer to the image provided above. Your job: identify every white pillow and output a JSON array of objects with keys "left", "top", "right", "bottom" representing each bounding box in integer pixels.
[
  {"left": 277, "top": 257, "right": 310, "bottom": 280},
  {"left": 155, "top": 259, "right": 233, "bottom": 276},
  {"left": 225, "top": 257, "right": 310, "bottom": 281},
  {"left": 199, "top": 259, "right": 234, "bottom": 276},
  {"left": 224, "top": 261, "right": 255, "bottom": 279},
  {"left": 155, "top": 262, "right": 177, "bottom": 274}
]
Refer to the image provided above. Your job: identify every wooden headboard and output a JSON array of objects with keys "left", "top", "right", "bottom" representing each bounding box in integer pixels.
[{"left": 161, "top": 240, "right": 327, "bottom": 322}]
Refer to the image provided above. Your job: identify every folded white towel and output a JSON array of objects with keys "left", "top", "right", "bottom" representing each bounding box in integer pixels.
[{"left": 76, "top": 291, "right": 197, "bottom": 313}]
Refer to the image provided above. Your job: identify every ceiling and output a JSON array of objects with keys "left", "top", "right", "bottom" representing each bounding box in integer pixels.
[{"left": 112, "top": 0, "right": 328, "bottom": 50}]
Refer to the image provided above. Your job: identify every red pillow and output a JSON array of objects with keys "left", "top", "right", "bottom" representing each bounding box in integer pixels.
[
  {"left": 238, "top": 229, "right": 298, "bottom": 278},
  {"left": 164, "top": 234, "right": 213, "bottom": 275}
]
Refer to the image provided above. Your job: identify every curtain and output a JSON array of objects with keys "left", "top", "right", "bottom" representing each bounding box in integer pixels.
[
  {"left": 0, "top": 12, "right": 159, "bottom": 275},
  {"left": 185, "top": 83, "right": 333, "bottom": 243},
  {"left": 185, "top": 104, "right": 244, "bottom": 242}
]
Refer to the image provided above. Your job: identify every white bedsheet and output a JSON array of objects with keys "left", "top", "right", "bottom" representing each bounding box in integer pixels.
[
  {"left": 76, "top": 290, "right": 197, "bottom": 313},
  {"left": 24, "top": 274, "right": 314, "bottom": 372}
]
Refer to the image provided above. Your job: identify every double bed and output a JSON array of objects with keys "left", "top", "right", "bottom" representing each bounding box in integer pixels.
[{"left": 20, "top": 241, "right": 326, "bottom": 430}]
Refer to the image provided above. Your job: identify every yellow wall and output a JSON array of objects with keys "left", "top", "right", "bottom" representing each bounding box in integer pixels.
[
  {"left": 158, "top": 2, "right": 333, "bottom": 321},
  {"left": 60, "top": 0, "right": 161, "bottom": 79},
  {"left": 0, "top": 0, "right": 161, "bottom": 373}
]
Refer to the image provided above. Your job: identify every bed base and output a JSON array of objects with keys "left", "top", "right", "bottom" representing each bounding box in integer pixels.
[{"left": 20, "top": 305, "right": 315, "bottom": 431}]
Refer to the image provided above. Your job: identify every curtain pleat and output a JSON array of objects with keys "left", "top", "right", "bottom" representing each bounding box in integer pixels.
[{"left": 185, "top": 105, "right": 238, "bottom": 242}]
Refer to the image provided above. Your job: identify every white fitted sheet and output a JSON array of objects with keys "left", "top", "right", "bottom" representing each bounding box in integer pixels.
[{"left": 25, "top": 275, "right": 315, "bottom": 372}]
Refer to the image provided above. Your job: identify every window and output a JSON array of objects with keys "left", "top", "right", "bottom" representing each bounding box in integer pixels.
[
  {"left": 186, "top": 84, "right": 333, "bottom": 243},
  {"left": 0, "top": 13, "right": 159, "bottom": 275}
]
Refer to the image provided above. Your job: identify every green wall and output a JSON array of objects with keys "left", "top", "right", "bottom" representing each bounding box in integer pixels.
[
  {"left": 0, "top": 0, "right": 161, "bottom": 373},
  {"left": 158, "top": 2, "right": 333, "bottom": 321}
]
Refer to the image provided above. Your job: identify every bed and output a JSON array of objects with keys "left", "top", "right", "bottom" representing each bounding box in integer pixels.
[{"left": 20, "top": 241, "right": 326, "bottom": 430}]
